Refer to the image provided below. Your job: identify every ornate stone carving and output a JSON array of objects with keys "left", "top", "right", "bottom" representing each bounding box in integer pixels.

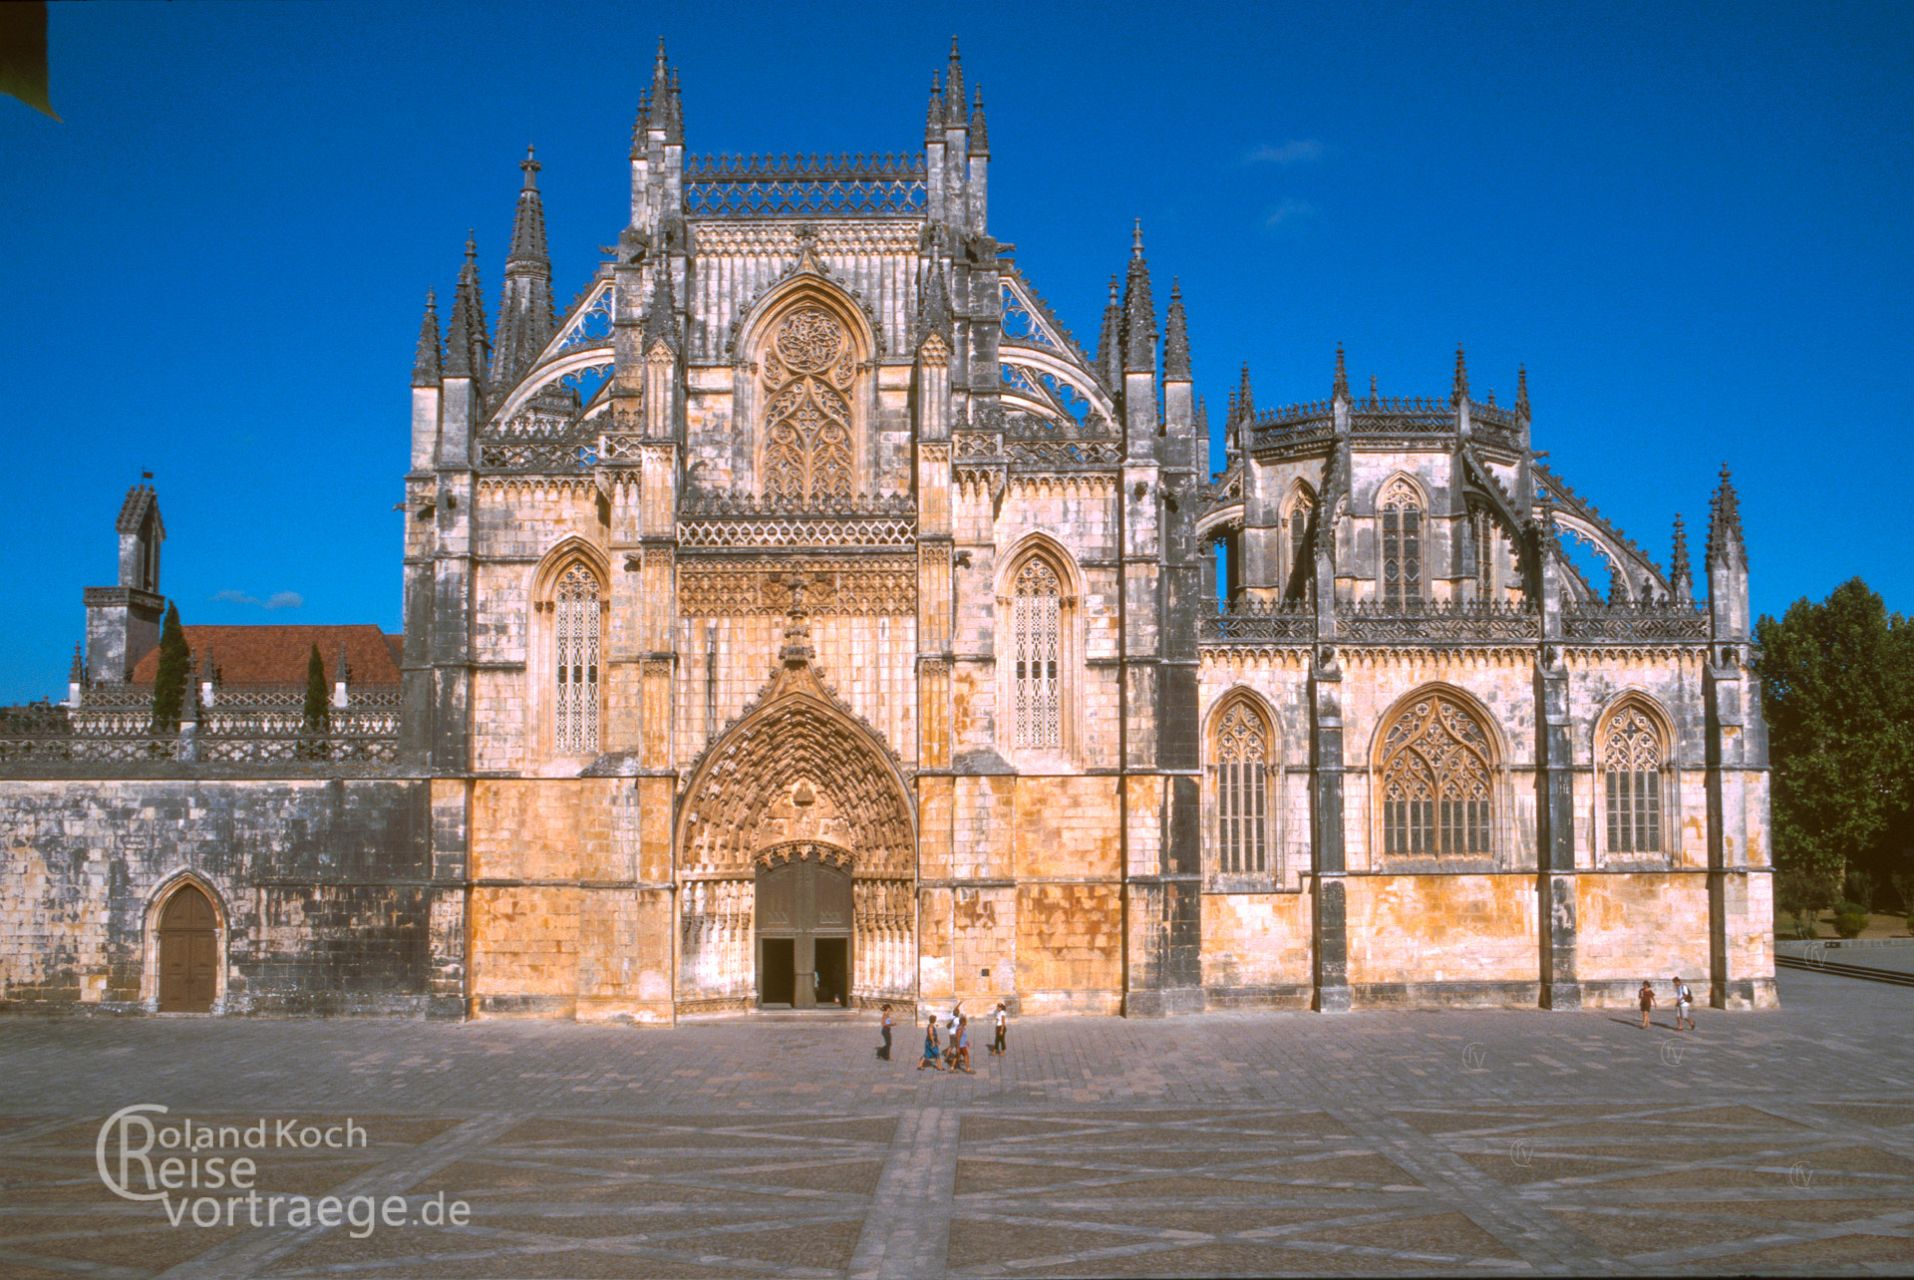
[
  {"left": 762, "top": 307, "right": 856, "bottom": 504},
  {"left": 677, "top": 556, "right": 915, "bottom": 616},
  {"left": 1379, "top": 692, "right": 1494, "bottom": 858}
]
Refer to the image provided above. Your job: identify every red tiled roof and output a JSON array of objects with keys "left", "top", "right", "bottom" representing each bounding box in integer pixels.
[{"left": 128, "top": 624, "right": 402, "bottom": 687}]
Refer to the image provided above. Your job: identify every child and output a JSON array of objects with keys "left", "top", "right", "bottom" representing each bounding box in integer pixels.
[
  {"left": 991, "top": 1002, "right": 1008, "bottom": 1056},
  {"left": 1638, "top": 978, "right": 1656, "bottom": 1030},
  {"left": 955, "top": 1015, "right": 975, "bottom": 1074},
  {"left": 918, "top": 1015, "right": 943, "bottom": 1071},
  {"left": 877, "top": 1003, "right": 893, "bottom": 1061}
]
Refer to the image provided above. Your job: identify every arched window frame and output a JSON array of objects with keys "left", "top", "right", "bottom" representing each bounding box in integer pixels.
[
  {"left": 1205, "top": 690, "right": 1280, "bottom": 885},
  {"left": 1594, "top": 693, "right": 1677, "bottom": 866},
  {"left": 735, "top": 280, "right": 876, "bottom": 504},
  {"left": 1283, "top": 481, "right": 1317, "bottom": 600},
  {"left": 140, "top": 870, "right": 230, "bottom": 1012},
  {"left": 1372, "top": 685, "right": 1505, "bottom": 866},
  {"left": 1377, "top": 475, "right": 1427, "bottom": 609},
  {"left": 529, "top": 541, "right": 610, "bottom": 766},
  {"left": 994, "top": 539, "right": 1082, "bottom": 767}
]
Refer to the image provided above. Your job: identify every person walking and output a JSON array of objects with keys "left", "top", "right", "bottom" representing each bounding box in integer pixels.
[
  {"left": 1672, "top": 976, "right": 1694, "bottom": 1031},
  {"left": 991, "top": 1001, "right": 1008, "bottom": 1056},
  {"left": 918, "top": 1015, "right": 943, "bottom": 1071},
  {"left": 955, "top": 1015, "right": 975, "bottom": 1074},
  {"left": 877, "top": 1003, "right": 894, "bottom": 1061},
  {"left": 1638, "top": 978, "right": 1656, "bottom": 1029}
]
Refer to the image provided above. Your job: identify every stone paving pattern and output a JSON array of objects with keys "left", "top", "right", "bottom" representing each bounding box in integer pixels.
[{"left": 1, "top": 970, "right": 1911, "bottom": 1277}]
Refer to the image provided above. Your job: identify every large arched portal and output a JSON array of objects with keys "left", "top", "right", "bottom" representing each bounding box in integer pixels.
[{"left": 676, "top": 651, "right": 916, "bottom": 1014}]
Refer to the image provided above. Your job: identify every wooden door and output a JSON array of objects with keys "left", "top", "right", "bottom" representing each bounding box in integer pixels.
[
  {"left": 157, "top": 884, "right": 218, "bottom": 1012},
  {"left": 755, "top": 856, "right": 852, "bottom": 1009}
]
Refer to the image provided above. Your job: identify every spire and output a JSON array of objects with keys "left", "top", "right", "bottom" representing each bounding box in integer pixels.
[
  {"left": 444, "top": 234, "right": 489, "bottom": 379},
  {"left": 1236, "top": 363, "right": 1255, "bottom": 423},
  {"left": 969, "top": 85, "right": 988, "bottom": 154},
  {"left": 199, "top": 644, "right": 216, "bottom": 685},
  {"left": 1333, "top": 342, "right": 1349, "bottom": 401},
  {"left": 1707, "top": 463, "right": 1745, "bottom": 566},
  {"left": 1515, "top": 363, "right": 1530, "bottom": 418},
  {"left": 493, "top": 147, "right": 556, "bottom": 386},
  {"left": 1452, "top": 343, "right": 1469, "bottom": 405},
  {"left": 68, "top": 642, "right": 84, "bottom": 684},
  {"left": 1096, "top": 275, "right": 1122, "bottom": 390},
  {"left": 926, "top": 71, "right": 942, "bottom": 139},
  {"left": 508, "top": 146, "right": 549, "bottom": 266},
  {"left": 916, "top": 262, "right": 952, "bottom": 345},
  {"left": 1368, "top": 373, "right": 1379, "bottom": 409},
  {"left": 943, "top": 36, "right": 966, "bottom": 124},
  {"left": 1121, "top": 220, "right": 1156, "bottom": 373},
  {"left": 630, "top": 91, "right": 649, "bottom": 158},
  {"left": 1162, "top": 278, "right": 1190, "bottom": 380},
  {"left": 646, "top": 38, "right": 682, "bottom": 142},
  {"left": 643, "top": 258, "right": 679, "bottom": 349},
  {"left": 1669, "top": 513, "right": 1693, "bottom": 599},
  {"left": 412, "top": 289, "right": 442, "bottom": 387}
]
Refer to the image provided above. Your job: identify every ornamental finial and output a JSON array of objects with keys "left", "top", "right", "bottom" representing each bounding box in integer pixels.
[
  {"left": 1333, "top": 342, "right": 1349, "bottom": 401},
  {"left": 1452, "top": 343, "right": 1469, "bottom": 405}
]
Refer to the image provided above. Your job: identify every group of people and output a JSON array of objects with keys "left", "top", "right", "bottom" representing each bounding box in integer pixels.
[
  {"left": 875, "top": 1000, "right": 1007, "bottom": 1072},
  {"left": 1638, "top": 975, "right": 1697, "bottom": 1030}
]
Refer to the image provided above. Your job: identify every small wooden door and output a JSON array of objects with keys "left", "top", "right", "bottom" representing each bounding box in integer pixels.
[{"left": 157, "top": 885, "right": 218, "bottom": 1012}]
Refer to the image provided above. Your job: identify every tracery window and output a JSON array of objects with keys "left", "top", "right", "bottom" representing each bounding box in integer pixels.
[
  {"left": 1286, "top": 489, "right": 1314, "bottom": 596},
  {"left": 553, "top": 563, "right": 600, "bottom": 753},
  {"left": 1601, "top": 703, "right": 1666, "bottom": 856},
  {"left": 1473, "top": 508, "right": 1495, "bottom": 596},
  {"left": 1010, "top": 558, "right": 1063, "bottom": 750},
  {"left": 760, "top": 306, "right": 856, "bottom": 503},
  {"left": 1214, "top": 700, "right": 1270, "bottom": 873},
  {"left": 1380, "top": 691, "right": 1494, "bottom": 857},
  {"left": 1380, "top": 480, "right": 1423, "bottom": 609}
]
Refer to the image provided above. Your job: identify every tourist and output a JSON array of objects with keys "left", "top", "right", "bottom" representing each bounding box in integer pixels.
[
  {"left": 991, "top": 1001, "right": 1008, "bottom": 1056},
  {"left": 878, "top": 1003, "right": 893, "bottom": 1061},
  {"left": 1637, "top": 978, "right": 1656, "bottom": 1029},
  {"left": 1672, "top": 976, "right": 1694, "bottom": 1031},
  {"left": 955, "top": 1015, "right": 974, "bottom": 1074},
  {"left": 918, "top": 1015, "right": 943, "bottom": 1071}
]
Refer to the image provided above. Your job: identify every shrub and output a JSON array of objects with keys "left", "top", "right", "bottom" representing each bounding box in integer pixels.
[{"left": 1831, "top": 901, "right": 1869, "bottom": 939}]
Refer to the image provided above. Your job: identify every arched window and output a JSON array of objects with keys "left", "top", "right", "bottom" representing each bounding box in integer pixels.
[
  {"left": 1213, "top": 698, "right": 1271, "bottom": 873},
  {"left": 1473, "top": 508, "right": 1495, "bottom": 596},
  {"left": 1601, "top": 701, "right": 1667, "bottom": 856},
  {"left": 553, "top": 562, "right": 601, "bottom": 753},
  {"left": 1379, "top": 690, "right": 1494, "bottom": 857},
  {"left": 1010, "top": 557, "right": 1063, "bottom": 750},
  {"left": 1379, "top": 479, "right": 1423, "bottom": 609},
  {"left": 760, "top": 305, "right": 856, "bottom": 503},
  {"left": 1284, "top": 485, "right": 1315, "bottom": 598}
]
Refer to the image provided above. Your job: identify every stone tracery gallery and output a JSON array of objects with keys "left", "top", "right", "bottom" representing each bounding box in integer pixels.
[{"left": 0, "top": 42, "right": 1775, "bottom": 1019}]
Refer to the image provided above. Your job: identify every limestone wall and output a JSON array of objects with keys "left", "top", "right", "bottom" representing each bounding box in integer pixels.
[{"left": 1345, "top": 874, "right": 1539, "bottom": 1003}]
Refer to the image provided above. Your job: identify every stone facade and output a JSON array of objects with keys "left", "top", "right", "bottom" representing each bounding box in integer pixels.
[{"left": 0, "top": 41, "right": 1775, "bottom": 1019}]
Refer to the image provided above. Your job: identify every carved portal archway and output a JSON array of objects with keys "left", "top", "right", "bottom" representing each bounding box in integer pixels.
[{"left": 675, "top": 640, "right": 916, "bottom": 1012}]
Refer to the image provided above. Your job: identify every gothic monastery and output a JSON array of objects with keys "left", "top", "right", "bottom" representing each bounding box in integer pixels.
[{"left": 0, "top": 42, "right": 1775, "bottom": 1018}]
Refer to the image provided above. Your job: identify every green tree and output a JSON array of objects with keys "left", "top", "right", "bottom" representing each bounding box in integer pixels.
[
  {"left": 301, "top": 644, "right": 330, "bottom": 734},
  {"left": 149, "top": 603, "right": 190, "bottom": 732},
  {"left": 1755, "top": 578, "right": 1914, "bottom": 910}
]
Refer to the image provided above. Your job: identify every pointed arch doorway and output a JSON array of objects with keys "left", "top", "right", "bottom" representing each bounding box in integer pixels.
[
  {"left": 157, "top": 883, "right": 219, "bottom": 1012},
  {"left": 755, "top": 844, "right": 853, "bottom": 1008}
]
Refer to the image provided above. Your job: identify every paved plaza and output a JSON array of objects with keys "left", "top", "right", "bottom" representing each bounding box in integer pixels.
[{"left": 2, "top": 969, "right": 1912, "bottom": 1278}]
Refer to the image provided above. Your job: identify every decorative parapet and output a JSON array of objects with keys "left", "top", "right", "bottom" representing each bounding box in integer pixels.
[
  {"left": 677, "top": 493, "right": 917, "bottom": 550},
  {"left": 1562, "top": 600, "right": 1709, "bottom": 642},
  {"left": 683, "top": 152, "right": 929, "bottom": 218},
  {"left": 1199, "top": 598, "right": 1315, "bottom": 643},
  {"left": 1249, "top": 395, "right": 1523, "bottom": 454},
  {"left": 1337, "top": 600, "right": 1541, "bottom": 644},
  {"left": 478, "top": 440, "right": 599, "bottom": 472}
]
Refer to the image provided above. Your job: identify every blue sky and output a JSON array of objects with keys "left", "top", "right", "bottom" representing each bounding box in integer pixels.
[{"left": 3, "top": 1, "right": 1911, "bottom": 702}]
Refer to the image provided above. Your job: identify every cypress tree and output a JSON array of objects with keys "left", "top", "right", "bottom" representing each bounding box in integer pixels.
[
  {"left": 302, "top": 643, "right": 331, "bottom": 733},
  {"left": 149, "top": 603, "right": 190, "bottom": 731}
]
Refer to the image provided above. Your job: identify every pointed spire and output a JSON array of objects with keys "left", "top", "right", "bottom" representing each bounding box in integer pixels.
[
  {"left": 1515, "top": 364, "right": 1530, "bottom": 419},
  {"left": 1162, "top": 278, "right": 1190, "bottom": 380},
  {"left": 646, "top": 38, "right": 682, "bottom": 142},
  {"left": 199, "top": 644, "right": 216, "bottom": 684},
  {"left": 969, "top": 85, "right": 989, "bottom": 154},
  {"left": 1707, "top": 463, "right": 1745, "bottom": 566},
  {"left": 926, "top": 70, "right": 942, "bottom": 139},
  {"left": 1121, "top": 220, "right": 1156, "bottom": 373},
  {"left": 1368, "top": 373, "right": 1379, "bottom": 408},
  {"left": 68, "top": 642, "right": 84, "bottom": 684},
  {"left": 1333, "top": 342, "right": 1349, "bottom": 401},
  {"left": 1237, "top": 363, "right": 1256, "bottom": 423},
  {"left": 1096, "top": 275, "right": 1122, "bottom": 390},
  {"left": 412, "top": 289, "right": 442, "bottom": 387},
  {"left": 1452, "top": 343, "right": 1469, "bottom": 405},
  {"left": 444, "top": 234, "right": 488, "bottom": 379},
  {"left": 943, "top": 36, "right": 966, "bottom": 124},
  {"left": 644, "top": 259, "right": 679, "bottom": 349},
  {"left": 508, "top": 145, "right": 549, "bottom": 266},
  {"left": 631, "top": 91, "right": 649, "bottom": 158},
  {"left": 917, "top": 262, "right": 952, "bottom": 345},
  {"left": 336, "top": 641, "right": 350, "bottom": 686},
  {"left": 1669, "top": 513, "right": 1693, "bottom": 599}
]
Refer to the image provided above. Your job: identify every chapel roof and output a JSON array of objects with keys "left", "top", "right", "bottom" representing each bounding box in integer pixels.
[{"left": 127, "top": 624, "right": 401, "bottom": 687}]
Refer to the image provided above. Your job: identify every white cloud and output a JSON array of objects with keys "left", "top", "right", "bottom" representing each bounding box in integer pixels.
[
  {"left": 1245, "top": 139, "right": 1325, "bottom": 166},
  {"left": 213, "top": 590, "right": 304, "bottom": 611},
  {"left": 1264, "top": 198, "right": 1319, "bottom": 228}
]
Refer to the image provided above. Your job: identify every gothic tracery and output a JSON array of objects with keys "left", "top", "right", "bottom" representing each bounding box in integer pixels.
[
  {"left": 760, "top": 305, "right": 857, "bottom": 503},
  {"left": 1601, "top": 703, "right": 1666, "bottom": 856},
  {"left": 1010, "top": 557, "right": 1064, "bottom": 751},
  {"left": 1380, "top": 691, "right": 1494, "bottom": 857},
  {"left": 552, "top": 562, "right": 601, "bottom": 753},
  {"left": 1214, "top": 699, "right": 1271, "bottom": 874}
]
